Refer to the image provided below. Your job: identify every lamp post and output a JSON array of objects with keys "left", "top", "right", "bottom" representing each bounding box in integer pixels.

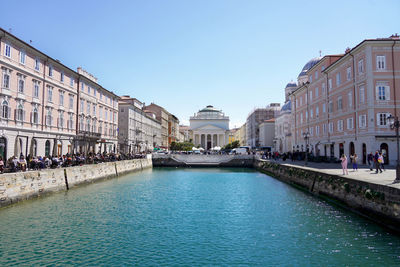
[
  {"left": 302, "top": 131, "right": 310, "bottom": 166},
  {"left": 387, "top": 115, "right": 400, "bottom": 183}
]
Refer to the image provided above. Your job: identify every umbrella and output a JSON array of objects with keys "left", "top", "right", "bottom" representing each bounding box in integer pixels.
[{"left": 212, "top": 146, "right": 221, "bottom": 151}]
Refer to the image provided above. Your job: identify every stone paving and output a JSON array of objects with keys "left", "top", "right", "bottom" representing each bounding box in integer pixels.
[{"left": 265, "top": 159, "right": 400, "bottom": 190}]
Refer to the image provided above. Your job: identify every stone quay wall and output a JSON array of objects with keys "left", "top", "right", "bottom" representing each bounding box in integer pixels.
[
  {"left": 0, "top": 157, "right": 152, "bottom": 207},
  {"left": 152, "top": 154, "right": 256, "bottom": 167},
  {"left": 255, "top": 160, "right": 400, "bottom": 234}
]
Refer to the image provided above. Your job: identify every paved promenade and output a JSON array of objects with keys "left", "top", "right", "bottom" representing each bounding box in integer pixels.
[{"left": 264, "top": 159, "right": 400, "bottom": 190}]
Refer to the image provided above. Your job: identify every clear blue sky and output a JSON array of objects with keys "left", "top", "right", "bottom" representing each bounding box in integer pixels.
[{"left": 1, "top": 0, "right": 399, "bottom": 127}]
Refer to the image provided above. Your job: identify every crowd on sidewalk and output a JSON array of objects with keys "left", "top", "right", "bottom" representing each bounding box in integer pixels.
[
  {"left": 0, "top": 152, "right": 148, "bottom": 174},
  {"left": 339, "top": 151, "right": 385, "bottom": 175}
]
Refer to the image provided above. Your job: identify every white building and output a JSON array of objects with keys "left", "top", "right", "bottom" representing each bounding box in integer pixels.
[
  {"left": 190, "top": 105, "right": 229, "bottom": 149},
  {"left": 259, "top": 119, "right": 275, "bottom": 149}
]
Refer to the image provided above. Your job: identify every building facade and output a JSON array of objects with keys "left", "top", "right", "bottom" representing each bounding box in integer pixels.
[
  {"left": 246, "top": 103, "right": 280, "bottom": 148},
  {"left": 259, "top": 119, "right": 275, "bottom": 148},
  {"left": 190, "top": 105, "right": 229, "bottom": 149},
  {"left": 291, "top": 35, "right": 400, "bottom": 165},
  {"left": 118, "top": 96, "right": 162, "bottom": 153},
  {"left": 144, "top": 103, "right": 170, "bottom": 149},
  {"left": 0, "top": 28, "right": 78, "bottom": 159}
]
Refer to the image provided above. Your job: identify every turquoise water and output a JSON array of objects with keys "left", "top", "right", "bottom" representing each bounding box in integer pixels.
[{"left": 0, "top": 168, "right": 399, "bottom": 266}]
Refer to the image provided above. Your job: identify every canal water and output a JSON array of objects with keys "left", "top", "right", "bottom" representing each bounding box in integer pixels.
[{"left": 0, "top": 168, "right": 399, "bottom": 266}]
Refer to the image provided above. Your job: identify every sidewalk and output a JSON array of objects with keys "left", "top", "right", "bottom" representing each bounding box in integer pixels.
[{"left": 265, "top": 159, "right": 400, "bottom": 190}]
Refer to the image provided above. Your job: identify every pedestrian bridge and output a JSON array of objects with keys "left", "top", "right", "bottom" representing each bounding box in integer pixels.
[{"left": 152, "top": 154, "right": 258, "bottom": 167}]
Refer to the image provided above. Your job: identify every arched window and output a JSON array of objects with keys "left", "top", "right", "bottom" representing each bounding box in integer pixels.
[
  {"left": 2, "top": 100, "right": 9, "bottom": 119},
  {"left": 45, "top": 140, "right": 51, "bottom": 157}
]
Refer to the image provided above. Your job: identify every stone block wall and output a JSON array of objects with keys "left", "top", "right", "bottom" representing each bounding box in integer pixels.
[
  {"left": 255, "top": 160, "right": 400, "bottom": 234},
  {"left": 0, "top": 158, "right": 152, "bottom": 207}
]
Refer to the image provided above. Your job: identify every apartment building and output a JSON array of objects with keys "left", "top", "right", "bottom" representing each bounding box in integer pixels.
[{"left": 291, "top": 35, "right": 400, "bottom": 165}]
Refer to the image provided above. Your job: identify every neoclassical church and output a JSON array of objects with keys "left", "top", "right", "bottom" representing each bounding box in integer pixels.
[{"left": 190, "top": 105, "right": 229, "bottom": 149}]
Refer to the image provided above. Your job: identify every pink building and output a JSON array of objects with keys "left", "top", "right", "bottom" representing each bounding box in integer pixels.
[
  {"left": 0, "top": 28, "right": 118, "bottom": 160},
  {"left": 291, "top": 35, "right": 400, "bottom": 165}
]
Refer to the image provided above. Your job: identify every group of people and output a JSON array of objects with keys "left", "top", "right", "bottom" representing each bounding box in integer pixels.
[
  {"left": 340, "top": 151, "right": 385, "bottom": 175},
  {"left": 0, "top": 152, "right": 148, "bottom": 174}
]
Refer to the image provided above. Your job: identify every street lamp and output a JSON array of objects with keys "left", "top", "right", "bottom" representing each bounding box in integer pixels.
[
  {"left": 387, "top": 115, "right": 400, "bottom": 183},
  {"left": 302, "top": 131, "right": 310, "bottom": 166}
]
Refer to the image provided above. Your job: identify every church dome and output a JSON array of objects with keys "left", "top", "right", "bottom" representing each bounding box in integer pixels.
[
  {"left": 285, "top": 82, "right": 297, "bottom": 88},
  {"left": 298, "top": 57, "right": 321, "bottom": 78},
  {"left": 199, "top": 105, "right": 221, "bottom": 113},
  {"left": 280, "top": 100, "right": 291, "bottom": 112}
]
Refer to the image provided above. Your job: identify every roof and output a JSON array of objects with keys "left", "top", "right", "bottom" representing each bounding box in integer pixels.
[
  {"left": 280, "top": 100, "right": 291, "bottom": 112},
  {"left": 199, "top": 105, "right": 221, "bottom": 113},
  {"left": 298, "top": 57, "right": 322, "bottom": 78},
  {"left": 264, "top": 118, "right": 275, "bottom": 122},
  {"left": 285, "top": 82, "right": 297, "bottom": 88}
]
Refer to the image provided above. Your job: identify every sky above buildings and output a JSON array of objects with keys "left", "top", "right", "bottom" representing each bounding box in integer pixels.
[{"left": 1, "top": 0, "right": 399, "bottom": 128}]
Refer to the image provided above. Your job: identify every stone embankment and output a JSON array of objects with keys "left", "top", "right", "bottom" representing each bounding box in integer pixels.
[
  {"left": 255, "top": 160, "right": 400, "bottom": 234},
  {"left": 152, "top": 154, "right": 256, "bottom": 167},
  {"left": 0, "top": 157, "right": 152, "bottom": 207}
]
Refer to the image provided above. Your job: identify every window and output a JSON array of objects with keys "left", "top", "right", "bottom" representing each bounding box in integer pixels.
[
  {"left": 347, "top": 117, "right": 354, "bottom": 130},
  {"left": 328, "top": 101, "right": 333, "bottom": 113},
  {"left": 337, "top": 120, "right": 343, "bottom": 132},
  {"left": 323, "top": 123, "right": 327, "bottom": 134},
  {"left": 358, "top": 59, "right": 364, "bottom": 74},
  {"left": 316, "top": 106, "right": 319, "bottom": 117},
  {"left": 359, "top": 114, "right": 367, "bottom": 128},
  {"left": 17, "top": 103, "right": 24, "bottom": 121},
  {"left": 48, "top": 65, "right": 53, "bottom": 77},
  {"left": 70, "top": 77, "right": 74, "bottom": 87},
  {"left": 328, "top": 79, "right": 332, "bottom": 90},
  {"left": 337, "top": 96, "right": 342, "bottom": 110},
  {"left": 93, "top": 105, "right": 96, "bottom": 115},
  {"left": 336, "top": 72, "right": 341, "bottom": 86},
  {"left": 346, "top": 67, "right": 351, "bottom": 81},
  {"left": 47, "top": 86, "right": 53, "bottom": 102},
  {"left": 33, "top": 81, "right": 40, "bottom": 98},
  {"left": 99, "top": 106, "right": 103, "bottom": 118},
  {"left": 32, "top": 107, "right": 39, "bottom": 124},
  {"left": 309, "top": 91, "right": 313, "bottom": 102},
  {"left": 348, "top": 92, "right": 352, "bottom": 108},
  {"left": 321, "top": 65, "right": 325, "bottom": 71},
  {"left": 305, "top": 111, "right": 308, "bottom": 120},
  {"left": 322, "top": 103, "right": 326, "bottom": 113},
  {"left": 68, "top": 113, "right": 73, "bottom": 130},
  {"left": 88, "top": 86, "right": 91, "bottom": 94},
  {"left": 105, "top": 109, "right": 108, "bottom": 121},
  {"left": 58, "top": 111, "right": 64, "bottom": 128},
  {"left": 322, "top": 83, "right": 326, "bottom": 94},
  {"left": 60, "top": 72, "right": 64, "bottom": 82},
  {"left": 100, "top": 91, "right": 102, "bottom": 100},
  {"left": 69, "top": 95, "right": 74, "bottom": 109},
  {"left": 46, "top": 109, "right": 52, "bottom": 126},
  {"left": 315, "top": 71, "right": 318, "bottom": 80},
  {"left": 295, "top": 99, "right": 298, "bottom": 108},
  {"left": 310, "top": 108, "right": 313, "bottom": 119},
  {"left": 329, "top": 122, "right": 334, "bottom": 133},
  {"left": 18, "top": 77, "right": 24, "bottom": 93},
  {"left": 80, "top": 100, "right": 84, "bottom": 112},
  {"left": 377, "top": 113, "right": 390, "bottom": 126},
  {"left": 300, "top": 113, "right": 303, "bottom": 124},
  {"left": 376, "top": 83, "right": 390, "bottom": 100},
  {"left": 2, "top": 73, "right": 10, "bottom": 88},
  {"left": 19, "top": 51, "right": 26, "bottom": 64},
  {"left": 87, "top": 102, "right": 91, "bottom": 115},
  {"left": 309, "top": 127, "right": 313, "bottom": 136},
  {"left": 315, "top": 87, "right": 319, "bottom": 98},
  {"left": 94, "top": 88, "right": 97, "bottom": 97},
  {"left": 300, "top": 96, "right": 302, "bottom": 106},
  {"left": 316, "top": 125, "right": 320, "bottom": 136},
  {"left": 35, "top": 58, "right": 40, "bottom": 71},
  {"left": 1, "top": 100, "right": 10, "bottom": 119},
  {"left": 309, "top": 75, "right": 312, "bottom": 83},
  {"left": 377, "top": 56, "right": 386, "bottom": 70},
  {"left": 81, "top": 82, "right": 85, "bottom": 92},
  {"left": 4, "top": 43, "right": 11, "bottom": 57},
  {"left": 359, "top": 86, "right": 365, "bottom": 104},
  {"left": 59, "top": 91, "right": 64, "bottom": 106}
]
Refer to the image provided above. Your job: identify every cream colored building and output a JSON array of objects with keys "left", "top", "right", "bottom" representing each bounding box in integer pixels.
[{"left": 190, "top": 105, "right": 229, "bottom": 149}]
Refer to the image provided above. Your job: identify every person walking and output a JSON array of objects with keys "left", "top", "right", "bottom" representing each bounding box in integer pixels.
[
  {"left": 367, "top": 152, "right": 374, "bottom": 171},
  {"left": 340, "top": 154, "right": 349, "bottom": 175},
  {"left": 378, "top": 152, "right": 385, "bottom": 171},
  {"left": 351, "top": 154, "right": 358, "bottom": 171},
  {"left": 374, "top": 151, "right": 382, "bottom": 173}
]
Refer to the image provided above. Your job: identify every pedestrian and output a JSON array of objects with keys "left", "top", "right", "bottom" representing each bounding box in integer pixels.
[
  {"left": 340, "top": 154, "right": 349, "bottom": 175},
  {"left": 378, "top": 152, "right": 385, "bottom": 171},
  {"left": 367, "top": 152, "right": 374, "bottom": 171},
  {"left": 374, "top": 151, "right": 382, "bottom": 173},
  {"left": 350, "top": 154, "right": 358, "bottom": 171}
]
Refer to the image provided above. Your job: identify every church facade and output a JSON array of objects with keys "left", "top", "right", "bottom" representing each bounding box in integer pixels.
[{"left": 189, "top": 105, "right": 229, "bottom": 149}]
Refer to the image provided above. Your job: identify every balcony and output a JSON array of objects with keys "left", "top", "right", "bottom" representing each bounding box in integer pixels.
[{"left": 78, "top": 129, "right": 102, "bottom": 138}]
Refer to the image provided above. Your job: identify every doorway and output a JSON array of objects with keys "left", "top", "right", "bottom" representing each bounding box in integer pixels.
[
  {"left": 380, "top": 143, "right": 389, "bottom": 164},
  {"left": 362, "top": 143, "right": 366, "bottom": 164}
]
